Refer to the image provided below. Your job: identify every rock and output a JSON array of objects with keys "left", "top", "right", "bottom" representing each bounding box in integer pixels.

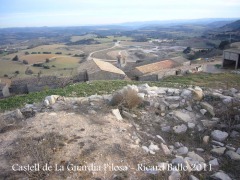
[
  {"left": 211, "top": 140, "right": 224, "bottom": 147},
  {"left": 88, "top": 110, "right": 97, "bottom": 114},
  {"left": 102, "top": 94, "right": 113, "bottom": 102},
  {"left": 200, "top": 102, "right": 215, "bottom": 116},
  {"left": 156, "top": 135, "right": 166, "bottom": 144},
  {"left": 167, "top": 88, "right": 175, "bottom": 95},
  {"left": 159, "top": 104, "right": 166, "bottom": 112},
  {"left": 149, "top": 142, "right": 160, "bottom": 152},
  {"left": 211, "top": 130, "right": 228, "bottom": 142},
  {"left": 174, "top": 142, "right": 182, "bottom": 148},
  {"left": 173, "top": 124, "right": 187, "bottom": 134},
  {"left": 161, "top": 126, "right": 171, "bottom": 132},
  {"left": 203, "top": 136, "right": 210, "bottom": 144},
  {"left": 111, "top": 109, "right": 123, "bottom": 121},
  {"left": 174, "top": 111, "right": 192, "bottom": 123},
  {"left": 186, "top": 105, "right": 193, "bottom": 112},
  {"left": 225, "top": 150, "right": 240, "bottom": 161},
  {"left": 168, "top": 170, "right": 181, "bottom": 180},
  {"left": 209, "top": 158, "right": 219, "bottom": 168},
  {"left": 189, "top": 175, "right": 199, "bottom": 180},
  {"left": 137, "top": 93, "right": 145, "bottom": 100},
  {"left": 165, "top": 96, "right": 181, "bottom": 101},
  {"left": 211, "top": 147, "right": 226, "bottom": 156},
  {"left": 192, "top": 86, "right": 203, "bottom": 101},
  {"left": 15, "top": 109, "right": 24, "bottom": 119},
  {"left": 156, "top": 88, "right": 167, "bottom": 95},
  {"left": 230, "top": 130, "right": 240, "bottom": 138},
  {"left": 160, "top": 143, "right": 171, "bottom": 155},
  {"left": 200, "top": 109, "right": 207, "bottom": 115},
  {"left": 201, "top": 120, "right": 218, "bottom": 128},
  {"left": 180, "top": 89, "right": 192, "bottom": 98},
  {"left": 172, "top": 156, "right": 185, "bottom": 166},
  {"left": 197, "top": 124, "right": 204, "bottom": 132},
  {"left": 142, "top": 146, "right": 150, "bottom": 153},
  {"left": 236, "top": 148, "right": 240, "bottom": 155},
  {"left": 176, "top": 146, "right": 188, "bottom": 155},
  {"left": 89, "top": 94, "right": 103, "bottom": 102},
  {"left": 122, "top": 111, "right": 137, "bottom": 119},
  {"left": 2, "top": 84, "right": 10, "bottom": 97},
  {"left": 188, "top": 122, "right": 195, "bottom": 129},
  {"left": 226, "top": 145, "right": 236, "bottom": 151},
  {"left": 210, "top": 171, "right": 232, "bottom": 180},
  {"left": 195, "top": 148, "right": 204, "bottom": 152},
  {"left": 187, "top": 151, "right": 205, "bottom": 162},
  {"left": 169, "top": 103, "right": 180, "bottom": 109},
  {"left": 45, "top": 95, "right": 59, "bottom": 105},
  {"left": 230, "top": 88, "right": 238, "bottom": 94},
  {"left": 44, "top": 99, "right": 50, "bottom": 106}
]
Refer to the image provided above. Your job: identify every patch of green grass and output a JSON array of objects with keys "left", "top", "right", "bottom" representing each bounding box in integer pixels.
[{"left": 1, "top": 73, "right": 239, "bottom": 111}]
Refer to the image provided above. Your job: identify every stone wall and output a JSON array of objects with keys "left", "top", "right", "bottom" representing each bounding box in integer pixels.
[
  {"left": 88, "top": 71, "right": 126, "bottom": 81},
  {"left": 10, "top": 74, "right": 86, "bottom": 95}
]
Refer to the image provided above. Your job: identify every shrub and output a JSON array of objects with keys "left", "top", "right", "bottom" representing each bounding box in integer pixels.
[
  {"left": 25, "top": 68, "right": 33, "bottom": 75},
  {"left": 22, "top": 60, "right": 28, "bottom": 64},
  {"left": 45, "top": 58, "right": 50, "bottom": 63},
  {"left": 43, "top": 65, "right": 50, "bottom": 69},
  {"left": 3, "top": 74, "right": 8, "bottom": 77},
  {"left": 12, "top": 55, "right": 19, "bottom": 61},
  {"left": 111, "top": 87, "right": 143, "bottom": 109},
  {"left": 15, "top": 71, "right": 19, "bottom": 74},
  {"left": 24, "top": 51, "right": 29, "bottom": 55}
]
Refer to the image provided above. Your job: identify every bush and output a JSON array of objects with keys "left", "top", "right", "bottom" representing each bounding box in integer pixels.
[
  {"left": 24, "top": 51, "right": 29, "bottom": 55},
  {"left": 22, "top": 60, "right": 28, "bottom": 64},
  {"left": 12, "top": 55, "right": 19, "bottom": 61},
  {"left": 3, "top": 74, "right": 8, "bottom": 77},
  {"left": 45, "top": 58, "right": 50, "bottom": 63},
  {"left": 43, "top": 65, "right": 50, "bottom": 69},
  {"left": 15, "top": 71, "right": 19, "bottom": 74},
  {"left": 111, "top": 87, "right": 143, "bottom": 109},
  {"left": 25, "top": 68, "right": 33, "bottom": 75}
]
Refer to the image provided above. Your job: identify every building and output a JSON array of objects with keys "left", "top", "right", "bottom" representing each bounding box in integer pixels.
[
  {"left": 78, "top": 59, "right": 127, "bottom": 81},
  {"left": 131, "top": 60, "right": 177, "bottom": 80},
  {"left": 222, "top": 49, "right": 240, "bottom": 69}
]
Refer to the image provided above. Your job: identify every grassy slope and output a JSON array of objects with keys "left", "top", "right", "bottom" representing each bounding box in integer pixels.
[{"left": 0, "top": 73, "right": 239, "bottom": 111}]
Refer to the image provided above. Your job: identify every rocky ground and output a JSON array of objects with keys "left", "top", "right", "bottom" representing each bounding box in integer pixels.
[{"left": 0, "top": 83, "right": 240, "bottom": 180}]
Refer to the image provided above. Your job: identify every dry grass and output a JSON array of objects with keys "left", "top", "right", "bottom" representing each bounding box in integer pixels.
[
  {"left": 111, "top": 88, "right": 143, "bottom": 109},
  {"left": 6, "top": 132, "right": 66, "bottom": 179},
  {"left": 20, "top": 54, "right": 57, "bottom": 64}
]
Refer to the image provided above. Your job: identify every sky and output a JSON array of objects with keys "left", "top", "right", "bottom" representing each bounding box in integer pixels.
[{"left": 0, "top": 0, "right": 240, "bottom": 27}]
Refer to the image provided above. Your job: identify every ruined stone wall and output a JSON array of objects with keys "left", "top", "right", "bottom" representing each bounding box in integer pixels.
[{"left": 10, "top": 74, "right": 86, "bottom": 95}]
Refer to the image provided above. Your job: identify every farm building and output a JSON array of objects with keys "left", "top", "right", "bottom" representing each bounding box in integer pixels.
[
  {"left": 78, "top": 59, "right": 127, "bottom": 81},
  {"left": 222, "top": 49, "right": 240, "bottom": 69},
  {"left": 131, "top": 60, "right": 178, "bottom": 81},
  {"left": 130, "top": 59, "right": 201, "bottom": 81}
]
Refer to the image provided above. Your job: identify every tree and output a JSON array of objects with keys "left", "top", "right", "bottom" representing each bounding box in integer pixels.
[
  {"left": 12, "top": 55, "right": 19, "bottom": 61},
  {"left": 219, "top": 41, "right": 230, "bottom": 50},
  {"left": 183, "top": 47, "right": 191, "bottom": 54},
  {"left": 23, "top": 60, "right": 29, "bottom": 64}
]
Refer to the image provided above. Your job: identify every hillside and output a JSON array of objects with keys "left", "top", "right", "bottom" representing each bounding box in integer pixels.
[{"left": 221, "top": 20, "right": 240, "bottom": 31}]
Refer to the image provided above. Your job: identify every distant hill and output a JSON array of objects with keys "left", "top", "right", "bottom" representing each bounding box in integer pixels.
[{"left": 221, "top": 20, "right": 240, "bottom": 31}]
